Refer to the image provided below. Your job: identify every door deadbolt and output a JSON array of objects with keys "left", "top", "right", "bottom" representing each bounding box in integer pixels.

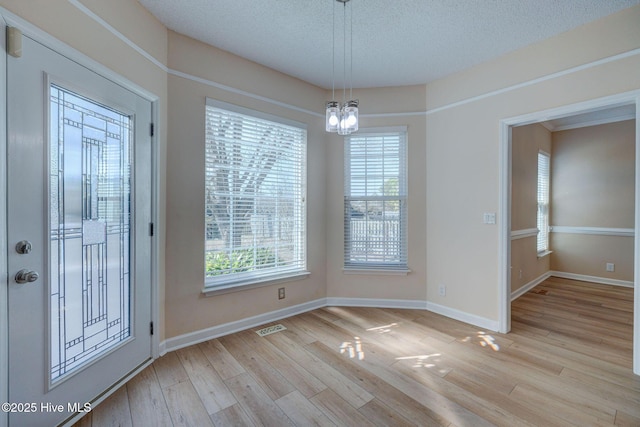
[
  {"left": 15, "top": 269, "right": 39, "bottom": 284},
  {"left": 15, "top": 240, "right": 32, "bottom": 254}
]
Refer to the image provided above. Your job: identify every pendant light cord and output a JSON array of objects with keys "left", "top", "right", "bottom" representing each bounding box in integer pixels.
[
  {"left": 349, "top": 0, "right": 353, "bottom": 100},
  {"left": 332, "top": 0, "right": 335, "bottom": 101},
  {"left": 342, "top": 0, "right": 347, "bottom": 105}
]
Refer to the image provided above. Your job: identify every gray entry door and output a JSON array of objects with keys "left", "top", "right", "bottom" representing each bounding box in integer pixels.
[{"left": 7, "top": 33, "right": 152, "bottom": 427}]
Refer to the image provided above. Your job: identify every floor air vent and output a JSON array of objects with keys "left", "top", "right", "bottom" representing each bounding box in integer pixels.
[{"left": 255, "top": 324, "right": 287, "bottom": 337}]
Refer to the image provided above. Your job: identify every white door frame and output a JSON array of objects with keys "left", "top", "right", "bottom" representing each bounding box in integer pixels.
[
  {"left": 0, "top": 13, "right": 9, "bottom": 427},
  {"left": 0, "top": 8, "right": 161, "bottom": 427},
  {"left": 498, "top": 90, "right": 640, "bottom": 376}
]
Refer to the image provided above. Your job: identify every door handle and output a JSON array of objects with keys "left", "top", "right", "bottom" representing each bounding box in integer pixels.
[{"left": 15, "top": 269, "right": 39, "bottom": 284}]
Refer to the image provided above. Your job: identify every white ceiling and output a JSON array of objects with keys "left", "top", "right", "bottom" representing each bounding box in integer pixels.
[{"left": 137, "top": 0, "right": 640, "bottom": 89}]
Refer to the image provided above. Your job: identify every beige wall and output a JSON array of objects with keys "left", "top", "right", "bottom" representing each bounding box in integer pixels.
[
  {"left": 550, "top": 120, "right": 635, "bottom": 282},
  {"left": 551, "top": 234, "right": 634, "bottom": 281},
  {"left": 425, "top": 5, "right": 640, "bottom": 320},
  {"left": 512, "top": 124, "right": 552, "bottom": 231},
  {"left": 551, "top": 121, "right": 635, "bottom": 228},
  {"left": 510, "top": 124, "right": 551, "bottom": 294},
  {"left": 2, "top": 0, "right": 639, "bottom": 338}
]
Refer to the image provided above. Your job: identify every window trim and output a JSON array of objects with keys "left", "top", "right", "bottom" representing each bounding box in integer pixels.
[
  {"left": 343, "top": 126, "right": 409, "bottom": 272},
  {"left": 204, "top": 98, "right": 308, "bottom": 292}
]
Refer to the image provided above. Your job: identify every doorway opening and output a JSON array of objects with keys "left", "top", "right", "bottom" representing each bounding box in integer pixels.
[{"left": 499, "top": 91, "right": 640, "bottom": 375}]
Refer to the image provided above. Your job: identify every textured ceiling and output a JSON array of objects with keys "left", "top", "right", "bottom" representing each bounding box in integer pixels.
[{"left": 138, "top": 0, "right": 640, "bottom": 89}]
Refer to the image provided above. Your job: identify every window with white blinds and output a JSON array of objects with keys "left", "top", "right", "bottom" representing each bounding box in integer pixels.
[
  {"left": 537, "top": 151, "right": 550, "bottom": 253},
  {"left": 205, "top": 99, "right": 307, "bottom": 289},
  {"left": 344, "top": 128, "right": 408, "bottom": 270}
]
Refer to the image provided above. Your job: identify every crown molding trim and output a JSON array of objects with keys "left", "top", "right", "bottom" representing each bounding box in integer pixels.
[{"left": 68, "top": 1, "right": 640, "bottom": 119}]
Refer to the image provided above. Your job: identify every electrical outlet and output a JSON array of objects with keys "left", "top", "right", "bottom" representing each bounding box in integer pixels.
[
  {"left": 606, "top": 263, "right": 615, "bottom": 272},
  {"left": 278, "top": 287, "right": 285, "bottom": 300},
  {"left": 438, "top": 284, "right": 446, "bottom": 297}
]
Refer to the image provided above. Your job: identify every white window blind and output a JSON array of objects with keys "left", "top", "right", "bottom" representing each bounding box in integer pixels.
[
  {"left": 537, "top": 151, "right": 550, "bottom": 253},
  {"left": 344, "top": 128, "right": 408, "bottom": 270},
  {"left": 205, "top": 99, "right": 306, "bottom": 289}
]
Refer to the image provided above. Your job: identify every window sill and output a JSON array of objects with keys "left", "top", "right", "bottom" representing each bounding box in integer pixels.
[
  {"left": 342, "top": 267, "right": 411, "bottom": 276},
  {"left": 537, "top": 250, "right": 553, "bottom": 259},
  {"left": 202, "top": 271, "right": 310, "bottom": 297}
]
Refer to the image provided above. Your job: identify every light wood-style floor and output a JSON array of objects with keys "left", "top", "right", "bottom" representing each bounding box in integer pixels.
[{"left": 74, "top": 277, "right": 638, "bottom": 426}]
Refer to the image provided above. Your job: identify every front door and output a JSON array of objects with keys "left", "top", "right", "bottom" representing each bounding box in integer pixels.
[{"left": 7, "top": 33, "right": 153, "bottom": 426}]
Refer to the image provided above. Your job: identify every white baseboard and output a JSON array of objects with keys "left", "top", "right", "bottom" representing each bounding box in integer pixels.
[
  {"left": 550, "top": 271, "right": 634, "bottom": 288},
  {"left": 325, "top": 297, "right": 427, "bottom": 310},
  {"left": 158, "top": 340, "right": 167, "bottom": 357},
  {"left": 162, "top": 298, "right": 326, "bottom": 353},
  {"left": 160, "top": 296, "right": 501, "bottom": 354},
  {"left": 425, "top": 301, "right": 500, "bottom": 332},
  {"left": 168, "top": 275, "right": 640, "bottom": 352},
  {"left": 511, "top": 272, "right": 552, "bottom": 301},
  {"left": 508, "top": 270, "right": 634, "bottom": 303}
]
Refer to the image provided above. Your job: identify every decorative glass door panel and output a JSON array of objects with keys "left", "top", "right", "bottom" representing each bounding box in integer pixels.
[
  {"left": 9, "top": 33, "right": 151, "bottom": 427},
  {"left": 49, "top": 84, "right": 133, "bottom": 383}
]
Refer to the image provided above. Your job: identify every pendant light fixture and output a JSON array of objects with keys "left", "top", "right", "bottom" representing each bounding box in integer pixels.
[{"left": 326, "top": 0, "right": 359, "bottom": 135}]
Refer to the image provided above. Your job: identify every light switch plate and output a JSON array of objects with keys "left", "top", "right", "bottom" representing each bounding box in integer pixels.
[{"left": 483, "top": 212, "right": 496, "bottom": 224}]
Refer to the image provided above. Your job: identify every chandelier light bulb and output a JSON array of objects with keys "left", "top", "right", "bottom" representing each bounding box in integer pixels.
[
  {"left": 346, "top": 112, "right": 357, "bottom": 127},
  {"left": 325, "top": 101, "right": 340, "bottom": 132},
  {"left": 341, "top": 100, "right": 358, "bottom": 133},
  {"left": 338, "top": 120, "right": 349, "bottom": 135}
]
